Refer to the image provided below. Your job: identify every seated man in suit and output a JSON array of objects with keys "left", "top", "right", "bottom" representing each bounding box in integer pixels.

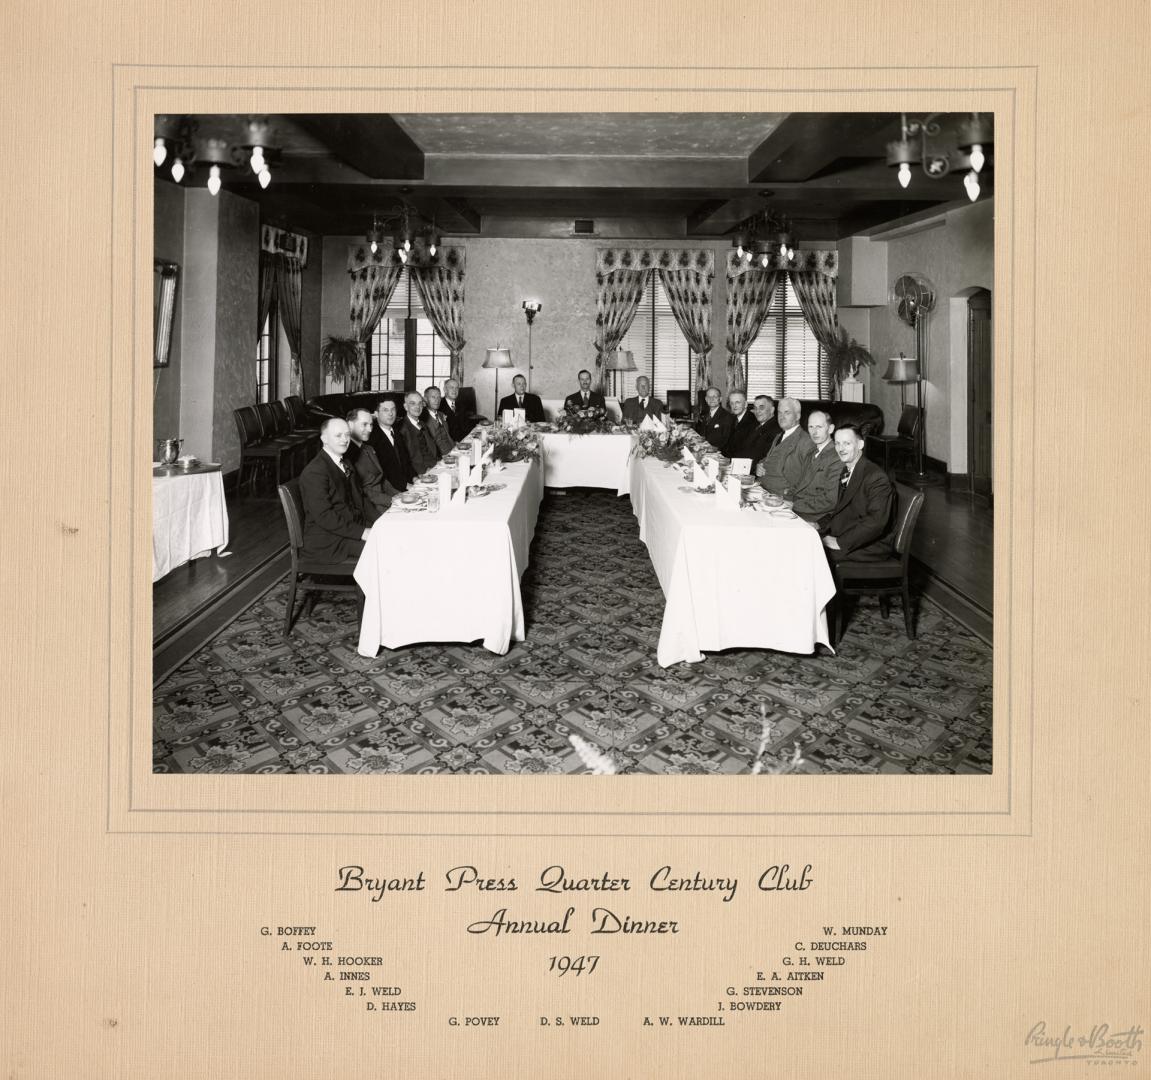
[
  {"left": 620, "top": 375, "right": 666, "bottom": 425},
  {"left": 298, "top": 417, "right": 375, "bottom": 562},
  {"left": 368, "top": 398, "right": 411, "bottom": 491},
  {"left": 563, "top": 368, "right": 607, "bottom": 414},
  {"left": 790, "top": 410, "right": 842, "bottom": 522},
  {"left": 497, "top": 372, "right": 546, "bottom": 422},
  {"left": 439, "top": 377, "right": 471, "bottom": 441},
  {"left": 421, "top": 386, "right": 455, "bottom": 457},
  {"left": 695, "top": 386, "right": 736, "bottom": 450},
  {"left": 757, "top": 396, "right": 814, "bottom": 498},
  {"left": 819, "top": 424, "right": 895, "bottom": 564},
  {"left": 741, "top": 395, "right": 782, "bottom": 470},
  {"left": 345, "top": 408, "right": 400, "bottom": 517},
  {"left": 398, "top": 391, "right": 439, "bottom": 477},
  {"left": 722, "top": 390, "right": 758, "bottom": 459}
]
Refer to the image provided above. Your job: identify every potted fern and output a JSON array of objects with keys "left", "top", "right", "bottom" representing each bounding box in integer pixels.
[
  {"left": 825, "top": 325, "right": 874, "bottom": 387},
  {"left": 320, "top": 335, "right": 365, "bottom": 390}
]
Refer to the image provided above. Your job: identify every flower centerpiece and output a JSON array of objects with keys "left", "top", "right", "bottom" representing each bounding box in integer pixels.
[
  {"left": 486, "top": 422, "right": 542, "bottom": 463},
  {"left": 631, "top": 425, "right": 691, "bottom": 464},
  {"left": 556, "top": 402, "right": 614, "bottom": 435}
]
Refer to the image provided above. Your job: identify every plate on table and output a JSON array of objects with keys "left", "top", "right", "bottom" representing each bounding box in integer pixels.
[
  {"left": 415, "top": 473, "right": 437, "bottom": 485},
  {"left": 769, "top": 508, "right": 797, "bottom": 519},
  {"left": 482, "top": 482, "right": 506, "bottom": 493},
  {"left": 443, "top": 454, "right": 458, "bottom": 464},
  {"left": 466, "top": 485, "right": 493, "bottom": 498},
  {"left": 678, "top": 485, "right": 715, "bottom": 495}
]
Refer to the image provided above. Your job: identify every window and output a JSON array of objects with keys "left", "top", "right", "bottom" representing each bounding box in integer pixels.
[
  {"left": 256, "top": 308, "right": 276, "bottom": 403},
  {"left": 368, "top": 268, "right": 453, "bottom": 392},
  {"left": 744, "top": 274, "right": 825, "bottom": 400},
  {"left": 614, "top": 272, "right": 698, "bottom": 399}
]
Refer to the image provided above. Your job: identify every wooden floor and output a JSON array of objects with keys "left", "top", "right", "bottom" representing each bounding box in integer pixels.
[{"left": 153, "top": 478, "right": 995, "bottom": 644}]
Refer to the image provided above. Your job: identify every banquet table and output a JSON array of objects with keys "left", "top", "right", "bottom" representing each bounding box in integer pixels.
[
  {"left": 152, "top": 467, "right": 230, "bottom": 582},
  {"left": 354, "top": 458, "right": 544, "bottom": 656},
  {"left": 628, "top": 455, "right": 835, "bottom": 667},
  {"left": 538, "top": 431, "right": 632, "bottom": 494}
]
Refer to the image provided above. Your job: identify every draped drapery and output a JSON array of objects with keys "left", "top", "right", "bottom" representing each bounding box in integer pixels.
[
  {"left": 274, "top": 253, "right": 303, "bottom": 397},
  {"left": 790, "top": 269, "right": 839, "bottom": 399},
  {"left": 658, "top": 264, "right": 714, "bottom": 395},
  {"left": 257, "top": 251, "right": 277, "bottom": 342},
  {"left": 348, "top": 261, "right": 404, "bottom": 344},
  {"left": 410, "top": 248, "right": 467, "bottom": 383},
  {"left": 724, "top": 253, "right": 780, "bottom": 394},
  {"left": 595, "top": 248, "right": 714, "bottom": 394}
]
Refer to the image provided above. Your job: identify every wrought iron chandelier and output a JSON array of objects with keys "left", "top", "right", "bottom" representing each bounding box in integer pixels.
[
  {"left": 153, "top": 115, "right": 280, "bottom": 193},
  {"left": 365, "top": 204, "right": 441, "bottom": 263},
  {"left": 886, "top": 112, "right": 993, "bottom": 202},
  {"left": 731, "top": 209, "right": 797, "bottom": 268}
]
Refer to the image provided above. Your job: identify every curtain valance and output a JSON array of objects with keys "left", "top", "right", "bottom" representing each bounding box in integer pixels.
[
  {"left": 347, "top": 244, "right": 465, "bottom": 274},
  {"left": 260, "top": 225, "right": 308, "bottom": 267},
  {"left": 595, "top": 248, "right": 713, "bottom": 276},
  {"left": 727, "top": 249, "right": 838, "bottom": 278}
]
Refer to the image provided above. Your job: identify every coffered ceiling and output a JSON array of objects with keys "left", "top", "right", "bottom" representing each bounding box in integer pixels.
[{"left": 156, "top": 112, "right": 992, "bottom": 240}]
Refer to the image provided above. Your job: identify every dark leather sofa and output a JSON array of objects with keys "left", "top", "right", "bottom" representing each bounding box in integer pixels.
[
  {"left": 796, "top": 399, "right": 885, "bottom": 437},
  {"left": 305, "top": 386, "right": 484, "bottom": 424}
]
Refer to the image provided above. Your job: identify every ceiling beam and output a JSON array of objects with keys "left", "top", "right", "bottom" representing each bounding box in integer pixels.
[
  {"left": 437, "top": 197, "right": 482, "bottom": 233},
  {"left": 748, "top": 113, "right": 898, "bottom": 183},
  {"left": 291, "top": 115, "right": 425, "bottom": 180}
]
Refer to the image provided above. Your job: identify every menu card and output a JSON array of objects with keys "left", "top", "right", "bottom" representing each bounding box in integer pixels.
[{"left": 729, "top": 457, "right": 751, "bottom": 476}]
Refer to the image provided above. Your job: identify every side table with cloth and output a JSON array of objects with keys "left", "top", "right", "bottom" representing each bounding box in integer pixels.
[
  {"left": 538, "top": 431, "right": 632, "bottom": 494},
  {"left": 629, "top": 455, "right": 835, "bottom": 667},
  {"left": 354, "top": 458, "right": 544, "bottom": 656},
  {"left": 152, "top": 467, "right": 230, "bottom": 582}
]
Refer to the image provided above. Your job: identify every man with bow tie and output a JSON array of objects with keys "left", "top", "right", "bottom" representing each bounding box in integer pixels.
[
  {"left": 620, "top": 375, "right": 666, "bottom": 425},
  {"left": 298, "top": 417, "right": 376, "bottom": 562},
  {"left": 818, "top": 424, "right": 895, "bottom": 564},
  {"left": 562, "top": 369, "right": 607, "bottom": 415},
  {"left": 497, "top": 372, "right": 545, "bottom": 422},
  {"left": 695, "top": 385, "right": 736, "bottom": 449}
]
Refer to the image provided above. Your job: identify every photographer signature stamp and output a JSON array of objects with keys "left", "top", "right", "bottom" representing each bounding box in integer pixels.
[{"left": 1026, "top": 1021, "right": 1144, "bottom": 1066}]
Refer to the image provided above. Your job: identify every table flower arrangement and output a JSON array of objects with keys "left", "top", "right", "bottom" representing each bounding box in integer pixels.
[
  {"left": 631, "top": 425, "right": 692, "bottom": 464},
  {"left": 557, "top": 402, "right": 613, "bottom": 435},
  {"left": 486, "top": 422, "right": 542, "bottom": 463}
]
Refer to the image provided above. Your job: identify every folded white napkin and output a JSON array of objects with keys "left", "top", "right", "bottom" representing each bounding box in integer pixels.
[{"left": 729, "top": 457, "right": 751, "bottom": 476}]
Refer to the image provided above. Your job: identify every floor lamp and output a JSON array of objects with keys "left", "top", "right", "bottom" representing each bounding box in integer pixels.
[
  {"left": 604, "top": 349, "right": 636, "bottom": 399},
  {"left": 881, "top": 352, "right": 936, "bottom": 486},
  {"left": 483, "top": 346, "right": 514, "bottom": 420},
  {"left": 522, "top": 300, "right": 542, "bottom": 392}
]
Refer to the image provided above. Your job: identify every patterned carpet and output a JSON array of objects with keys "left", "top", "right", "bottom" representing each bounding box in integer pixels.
[{"left": 153, "top": 491, "right": 993, "bottom": 776}]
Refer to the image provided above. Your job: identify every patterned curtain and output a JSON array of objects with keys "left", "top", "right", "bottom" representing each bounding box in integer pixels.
[
  {"left": 348, "top": 261, "right": 404, "bottom": 344},
  {"left": 410, "top": 247, "right": 467, "bottom": 383},
  {"left": 723, "top": 253, "right": 779, "bottom": 393},
  {"left": 790, "top": 269, "right": 839, "bottom": 399},
  {"left": 658, "top": 264, "right": 714, "bottom": 396},
  {"left": 275, "top": 253, "right": 303, "bottom": 397},
  {"left": 594, "top": 270, "right": 648, "bottom": 393},
  {"left": 257, "top": 250, "right": 277, "bottom": 340},
  {"left": 595, "top": 248, "right": 714, "bottom": 395}
]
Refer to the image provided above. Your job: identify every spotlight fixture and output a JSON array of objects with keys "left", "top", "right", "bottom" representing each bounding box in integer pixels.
[{"left": 887, "top": 112, "right": 993, "bottom": 198}]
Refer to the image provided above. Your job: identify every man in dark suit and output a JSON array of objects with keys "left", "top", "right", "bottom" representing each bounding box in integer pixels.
[
  {"left": 421, "top": 386, "right": 455, "bottom": 457},
  {"left": 819, "top": 424, "right": 895, "bottom": 564},
  {"left": 790, "top": 410, "right": 842, "bottom": 522},
  {"left": 620, "top": 375, "right": 666, "bottom": 425},
  {"left": 497, "top": 373, "right": 546, "bottom": 422},
  {"left": 722, "top": 390, "right": 758, "bottom": 459},
  {"left": 345, "top": 408, "right": 400, "bottom": 517},
  {"left": 298, "top": 417, "right": 375, "bottom": 562},
  {"left": 440, "top": 377, "right": 472, "bottom": 441},
  {"left": 739, "top": 395, "right": 782, "bottom": 470},
  {"left": 695, "top": 386, "right": 736, "bottom": 450},
  {"left": 397, "top": 391, "right": 439, "bottom": 477},
  {"left": 368, "top": 398, "right": 411, "bottom": 491},
  {"left": 758, "top": 396, "right": 815, "bottom": 497},
  {"left": 563, "top": 369, "right": 607, "bottom": 414}
]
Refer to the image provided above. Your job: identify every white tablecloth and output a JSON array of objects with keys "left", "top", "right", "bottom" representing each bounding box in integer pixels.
[
  {"left": 354, "top": 459, "right": 544, "bottom": 656},
  {"left": 539, "top": 432, "right": 632, "bottom": 494},
  {"left": 152, "top": 469, "right": 229, "bottom": 582},
  {"left": 629, "top": 456, "right": 835, "bottom": 667}
]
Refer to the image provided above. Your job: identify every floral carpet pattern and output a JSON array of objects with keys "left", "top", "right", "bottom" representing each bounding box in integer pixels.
[{"left": 153, "top": 491, "right": 993, "bottom": 775}]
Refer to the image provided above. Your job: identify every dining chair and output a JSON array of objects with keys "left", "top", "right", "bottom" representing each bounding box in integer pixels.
[
  {"left": 666, "top": 389, "right": 692, "bottom": 419},
  {"left": 829, "top": 481, "right": 925, "bottom": 645},
  {"left": 277, "top": 480, "right": 364, "bottom": 637},
  {"left": 865, "top": 404, "right": 922, "bottom": 477},
  {"left": 234, "top": 405, "right": 290, "bottom": 498}
]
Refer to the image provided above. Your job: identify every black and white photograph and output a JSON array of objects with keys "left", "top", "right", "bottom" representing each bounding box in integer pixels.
[{"left": 151, "top": 111, "right": 994, "bottom": 777}]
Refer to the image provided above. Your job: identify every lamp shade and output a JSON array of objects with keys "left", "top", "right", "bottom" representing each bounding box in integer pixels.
[
  {"left": 605, "top": 349, "right": 637, "bottom": 372},
  {"left": 882, "top": 355, "right": 920, "bottom": 383},
  {"left": 483, "top": 347, "right": 514, "bottom": 369}
]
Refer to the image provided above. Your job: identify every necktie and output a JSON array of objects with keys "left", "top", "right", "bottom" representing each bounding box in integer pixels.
[
  {"left": 640, "top": 398, "right": 647, "bottom": 410},
  {"left": 340, "top": 459, "right": 351, "bottom": 479},
  {"left": 840, "top": 466, "right": 850, "bottom": 486},
  {"left": 771, "top": 433, "right": 782, "bottom": 449},
  {"left": 517, "top": 395, "right": 523, "bottom": 406},
  {"left": 582, "top": 392, "right": 588, "bottom": 405}
]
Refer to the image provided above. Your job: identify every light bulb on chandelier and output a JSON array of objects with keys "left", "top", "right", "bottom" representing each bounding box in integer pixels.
[
  {"left": 250, "top": 146, "right": 264, "bottom": 174},
  {"left": 207, "top": 164, "right": 221, "bottom": 196},
  {"left": 170, "top": 157, "right": 185, "bottom": 183},
  {"left": 258, "top": 167, "right": 271, "bottom": 190},
  {"left": 153, "top": 137, "right": 167, "bottom": 168},
  {"left": 963, "top": 170, "right": 980, "bottom": 202},
  {"left": 898, "top": 162, "right": 912, "bottom": 189},
  {"left": 969, "top": 144, "right": 985, "bottom": 174}
]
